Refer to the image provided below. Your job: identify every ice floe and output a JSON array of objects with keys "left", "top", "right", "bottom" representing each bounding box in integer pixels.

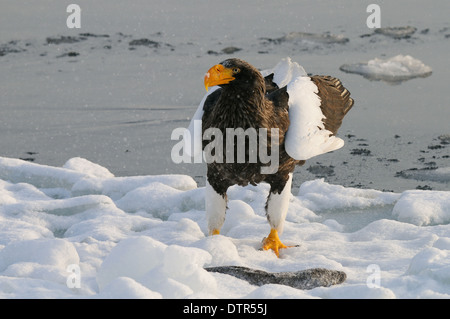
[{"left": 340, "top": 54, "right": 432, "bottom": 83}]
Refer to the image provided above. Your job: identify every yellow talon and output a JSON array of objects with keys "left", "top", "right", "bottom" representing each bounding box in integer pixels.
[
  {"left": 211, "top": 229, "right": 220, "bottom": 235},
  {"left": 261, "top": 228, "right": 291, "bottom": 257}
]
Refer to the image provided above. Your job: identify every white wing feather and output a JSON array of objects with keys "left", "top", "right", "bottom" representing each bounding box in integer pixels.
[{"left": 267, "top": 58, "right": 345, "bottom": 161}]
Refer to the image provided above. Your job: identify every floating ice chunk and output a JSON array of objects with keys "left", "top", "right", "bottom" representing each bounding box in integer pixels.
[{"left": 340, "top": 55, "right": 432, "bottom": 83}]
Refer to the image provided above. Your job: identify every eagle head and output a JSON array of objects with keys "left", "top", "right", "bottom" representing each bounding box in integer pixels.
[{"left": 204, "top": 58, "right": 263, "bottom": 92}]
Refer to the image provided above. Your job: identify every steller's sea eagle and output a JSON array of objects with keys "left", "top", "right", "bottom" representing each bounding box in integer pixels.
[{"left": 186, "top": 57, "right": 354, "bottom": 257}]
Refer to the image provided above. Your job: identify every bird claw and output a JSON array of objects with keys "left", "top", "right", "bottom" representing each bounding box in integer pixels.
[{"left": 261, "top": 229, "right": 296, "bottom": 257}]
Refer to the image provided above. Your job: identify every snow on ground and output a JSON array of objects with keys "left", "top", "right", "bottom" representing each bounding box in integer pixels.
[{"left": 0, "top": 156, "right": 449, "bottom": 298}]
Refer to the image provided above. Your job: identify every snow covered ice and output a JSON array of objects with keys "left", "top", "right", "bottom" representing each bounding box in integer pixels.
[{"left": 0, "top": 156, "right": 450, "bottom": 298}]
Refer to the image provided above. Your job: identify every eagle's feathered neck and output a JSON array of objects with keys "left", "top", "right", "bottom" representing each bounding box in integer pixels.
[{"left": 214, "top": 73, "right": 268, "bottom": 128}]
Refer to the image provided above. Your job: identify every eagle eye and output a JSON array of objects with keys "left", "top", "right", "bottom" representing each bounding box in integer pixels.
[{"left": 232, "top": 68, "right": 241, "bottom": 74}]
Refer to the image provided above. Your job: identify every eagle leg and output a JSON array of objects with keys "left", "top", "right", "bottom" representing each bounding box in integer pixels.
[
  {"left": 262, "top": 173, "right": 294, "bottom": 257},
  {"left": 205, "top": 178, "right": 228, "bottom": 236}
]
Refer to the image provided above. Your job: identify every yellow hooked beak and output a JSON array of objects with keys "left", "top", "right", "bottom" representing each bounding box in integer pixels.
[{"left": 204, "top": 64, "right": 235, "bottom": 91}]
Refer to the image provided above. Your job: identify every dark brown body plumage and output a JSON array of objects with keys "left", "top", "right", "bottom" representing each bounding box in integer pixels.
[{"left": 202, "top": 59, "right": 354, "bottom": 198}]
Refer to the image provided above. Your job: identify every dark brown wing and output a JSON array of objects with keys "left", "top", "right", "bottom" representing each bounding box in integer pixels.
[
  {"left": 266, "top": 86, "right": 289, "bottom": 113},
  {"left": 264, "top": 73, "right": 280, "bottom": 94},
  {"left": 310, "top": 75, "right": 354, "bottom": 135}
]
